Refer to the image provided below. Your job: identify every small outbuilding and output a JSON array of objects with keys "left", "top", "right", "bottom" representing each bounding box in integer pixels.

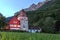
[{"left": 28, "top": 25, "right": 42, "bottom": 33}]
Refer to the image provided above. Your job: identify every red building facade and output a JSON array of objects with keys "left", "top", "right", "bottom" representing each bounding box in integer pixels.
[
  {"left": 9, "top": 17, "right": 20, "bottom": 30},
  {"left": 6, "top": 9, "right": 28, "bottom": 30}
]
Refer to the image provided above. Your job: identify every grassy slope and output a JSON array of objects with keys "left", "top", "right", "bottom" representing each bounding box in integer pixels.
[{"left": 0, "top": 32, "right": 60, "bottom": 40}]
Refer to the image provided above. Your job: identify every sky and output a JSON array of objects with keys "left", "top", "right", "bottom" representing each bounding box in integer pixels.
[{"left": 0, "top": 0, "right": 45, "bottom": 17}]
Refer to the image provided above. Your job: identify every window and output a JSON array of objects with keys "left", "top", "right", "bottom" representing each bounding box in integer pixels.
[
  {"left": 18, "top": 25, "right": 20, "bottom": 27},
  {"left": 14, "top": 25, "right": 17, "bottom": 27},
  {"left": 14, "top": 21, "right": 17, "bottom": 23},
  {"left": 23, "top": 25, "right": 25, "bottom": 28},
  {"left": 10, "top": 25, "right": 13, "bottom": 27}
]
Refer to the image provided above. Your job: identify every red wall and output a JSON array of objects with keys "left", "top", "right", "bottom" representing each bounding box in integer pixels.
[{"left": 8, "top": 17, "right": 20, "bottom": 29}]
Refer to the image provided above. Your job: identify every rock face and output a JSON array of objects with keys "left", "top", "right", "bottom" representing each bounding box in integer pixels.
[
  {"left": 24, "top": 2, "right": 44, "bottom": 11},
  {"left": 24, "top": 4, "right": 37, "bottom": 11},
  {"left": 24, "top": 0, "right": 51, "bottom": 11}
]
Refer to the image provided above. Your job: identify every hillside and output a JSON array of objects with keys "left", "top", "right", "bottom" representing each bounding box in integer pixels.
[{"left": 26, "top": 0, "right": 60, "bottom": 33}]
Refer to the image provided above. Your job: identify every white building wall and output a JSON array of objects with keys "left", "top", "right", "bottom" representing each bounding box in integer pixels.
[{"left": 20, "top": 17, "right": 28, "bottom": 31}]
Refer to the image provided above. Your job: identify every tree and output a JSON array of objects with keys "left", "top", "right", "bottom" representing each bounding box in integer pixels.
[
  {"left": 0, "top": 13, "right": 6, "bottom": 29},
  {"left": 42, "top": 17, "right": 55, "bottom": 33}
]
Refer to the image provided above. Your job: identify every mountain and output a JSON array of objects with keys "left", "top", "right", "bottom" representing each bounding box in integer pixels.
[
  {"left": 24, "top": 0, "right": 51, "bottom": 11},
  {"left": 26, "top": 0, "right": 60, "bottom": 33}
]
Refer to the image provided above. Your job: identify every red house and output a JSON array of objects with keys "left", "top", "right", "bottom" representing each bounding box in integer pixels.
[
  {"left": 9, "top": 17, "right": 20, "bottom": 30},
  {"left": 5, "top": 9, "right": 28, "bottom": 30},
  {"left": 6, "top": 17, "right": 20, "bottom": 30}
]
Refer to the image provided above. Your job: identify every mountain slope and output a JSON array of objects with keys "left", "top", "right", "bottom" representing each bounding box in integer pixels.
[
  {"left": 24, "top": 0, "right": 51, "bottom": 11},
  {"left": 27, "top": 0, "right": 60, "bottom": 25},
  {"left": 26, "top": 0, "right": 60, "bottom": 33}
]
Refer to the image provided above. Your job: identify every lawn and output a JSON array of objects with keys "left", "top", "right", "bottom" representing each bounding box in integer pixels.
[{"left": 0, "top": 32, "right": 60, "bottom": 40}]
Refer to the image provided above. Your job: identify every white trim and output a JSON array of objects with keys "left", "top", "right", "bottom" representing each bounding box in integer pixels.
[{"left": 10, "top": 28, "right": 20, "bottom": 30}]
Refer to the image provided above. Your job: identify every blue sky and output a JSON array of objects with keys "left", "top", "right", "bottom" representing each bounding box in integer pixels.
[{"left": 0, "top": 0, "right": 45, "bottom": 17}]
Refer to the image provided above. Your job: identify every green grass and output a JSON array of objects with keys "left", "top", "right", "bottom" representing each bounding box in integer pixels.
[{"left": 0, "top": 32, "right": 60, "bottom": 40}]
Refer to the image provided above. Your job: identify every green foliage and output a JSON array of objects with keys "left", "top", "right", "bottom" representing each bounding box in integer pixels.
[
  {"left": 42, "top": 17, "right": 55, "bottom": 33},
  {"left": 0, "top": 13, "right": 6, "bottom": 28},
  {"left": 26, "top": 0, "right": 60, "bottom": 33},
  {"left": 0, "top": 32, "right": 60, "bottom": 40}
]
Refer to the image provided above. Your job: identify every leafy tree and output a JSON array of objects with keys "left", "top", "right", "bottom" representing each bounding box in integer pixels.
[{"left": 0, "top": 13, "right": 6, "bottom": 29}]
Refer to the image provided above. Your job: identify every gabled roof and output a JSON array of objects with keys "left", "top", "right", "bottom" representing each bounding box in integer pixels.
[
  {"left": 15, "top": 9, "right": 27, "bottom": 17},
  {"left": 5, "top": 16, "right": 14, "bottom": 23},
  {"left": 9, "top": 16, "right": 20, "bottom": 24},
  {"left": 5, "top": 9, "right": 27, "bottom": 23}
]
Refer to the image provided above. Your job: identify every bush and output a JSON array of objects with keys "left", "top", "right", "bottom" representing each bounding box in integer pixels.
[{"left": 42, "top": 17, "right": 55, "bottom": 33}]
